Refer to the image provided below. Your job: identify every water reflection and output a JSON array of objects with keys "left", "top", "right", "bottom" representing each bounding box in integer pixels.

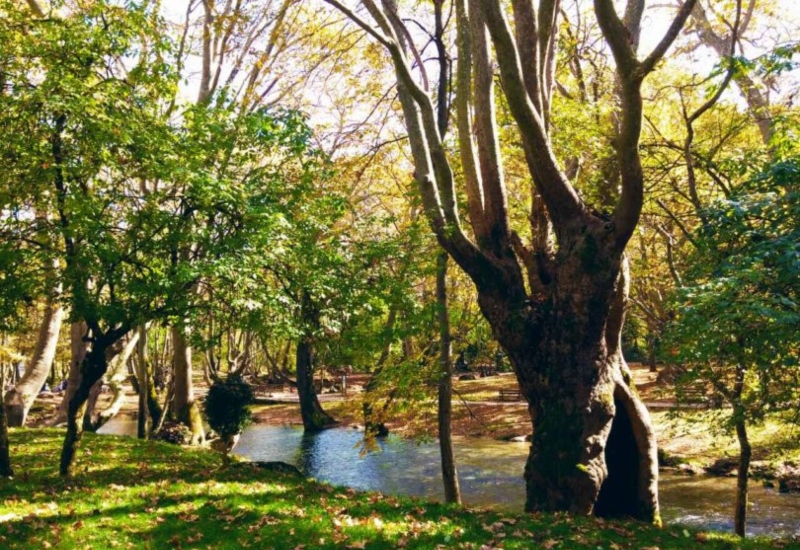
[{"left": 98, "top": 419, "right": 800, "bottom": 537}]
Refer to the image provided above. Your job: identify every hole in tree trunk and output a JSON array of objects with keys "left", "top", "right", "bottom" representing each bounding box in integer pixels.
[{"left": 594, "top": 396, "right": 640, "bottom": 518}]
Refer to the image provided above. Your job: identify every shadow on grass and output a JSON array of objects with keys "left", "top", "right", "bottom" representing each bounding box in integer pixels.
[{"left": 3, "top": 429, "right": 797, "bottom": 550}]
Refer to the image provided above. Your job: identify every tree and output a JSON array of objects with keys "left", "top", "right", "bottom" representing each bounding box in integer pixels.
[
  {"left": 322, "top": 0, "right": 702, "bottom": 520},
  {"left": 0, "top": 1, "right": 328, "bottom": 474},
  {"left": 665, "top": 144, "right": 800, "bottom": 536}
]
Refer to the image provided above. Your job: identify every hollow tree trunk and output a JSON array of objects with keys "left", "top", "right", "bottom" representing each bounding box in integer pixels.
[
  {"left": 484, "top": 233, "right": 659, "bottom": 522},
  {"left": 60, "top": 345, "right": 110, "bottom": 477},
  {"left": 171, "top": 327, "right": 204, "bottom": 445},
  {"left": 4, "top": 298, "right": 64, "bottom": 427},
  {"left": 296, "top": 292, "right": 336, "bottom": 432},
  {"left": 436, "top": 252, "right": 461, "bottom": 504},
  {"left": 49, "top": 322, "right": 88, "bottom": 427}
]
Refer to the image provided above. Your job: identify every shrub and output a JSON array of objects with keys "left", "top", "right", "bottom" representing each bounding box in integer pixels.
[{"left": 204, "top": 375, "right": 254, "bottom": 439}]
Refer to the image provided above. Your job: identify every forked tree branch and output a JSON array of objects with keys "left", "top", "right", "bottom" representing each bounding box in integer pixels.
[
  {"left": 481, "top": 1, "right": 584, "bottom": 231},
  {"left": 640, "top": 0, "right": 699, "bottom": 76}
]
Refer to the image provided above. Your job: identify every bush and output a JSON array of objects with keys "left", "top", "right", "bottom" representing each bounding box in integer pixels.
[
  {"left": 204, "top": 375, "right": 254, "bottom": 439},
  {"left": 153, "top": 421, "right": 193, "bottom": 445}
]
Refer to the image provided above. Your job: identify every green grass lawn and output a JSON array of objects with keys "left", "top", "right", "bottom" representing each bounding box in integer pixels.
[{"left": 1, "top": 429, "right": 797, "bottom": 549}]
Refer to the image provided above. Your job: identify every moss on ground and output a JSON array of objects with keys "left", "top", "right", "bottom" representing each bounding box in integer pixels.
[{"left": 1, "top": 429, "right": 797, "bottom": 549}]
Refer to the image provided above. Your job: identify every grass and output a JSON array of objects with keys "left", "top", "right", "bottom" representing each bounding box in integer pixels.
[
  {"left": 2, "top": 430, "right": 798, "bottom": 549},
  {"left": 653, "top": 410, "right": 800, "bottom": 468}
]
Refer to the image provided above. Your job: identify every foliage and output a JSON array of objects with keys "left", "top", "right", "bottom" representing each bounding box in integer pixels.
[
  {"left": 2, "top": 429, "right": 795, "bottom": 550},
  {"left": 204, "top": 375, "right": 254, "bottom": 439},
  {"left": 665, "top": 151, "right": 800, "bottom": 426},
  {"left": 0, "top": 2, "right": 325, "bottom": 351}
]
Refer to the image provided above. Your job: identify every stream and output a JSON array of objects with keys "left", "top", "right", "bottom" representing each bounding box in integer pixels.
[{"left": 99, "top": 420, "right": 800, "bottom": 537}]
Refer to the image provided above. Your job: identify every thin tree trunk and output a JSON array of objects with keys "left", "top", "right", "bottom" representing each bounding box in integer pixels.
[
  {"left": 171, "top": 326, "right": 205, "bottom": 445},
  {"left": 4, "top": 298, "right": 64, "bottom": 426},
  {"left": 49, "top": 322, "right": 88, "bottom": 427},
  {"left": 60, "top": 345, "right": 108, "bottom": 476},
  {"left": 84, "top": 332, "right": 140, "bottom": 432},
  {"left": 733, "top": 356, "right": 751, "bottom": 538},
  {"left": 0, "top": 364, "right": 13, "bottom": 477},
  {"left": 296, "top": 292, "right": 336, "bottom": 432},
  {"left": 647, "top": 331, "right": 658, "bottom": 373},
  {"left": 734, "top": 417, "right": 751, "bottom": 537},
  {"left": 137, "top": 325, "right": 150, "bottom": 439},
  {"left": 436, "top": 252, "right": 461, "bottom": 504}
]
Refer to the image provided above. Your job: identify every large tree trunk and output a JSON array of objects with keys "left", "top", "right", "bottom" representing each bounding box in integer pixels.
[
  {"left": 49, "top": 322, "right": 89, "bottom": 427},
  {"left": 171, "top": 327, "right": 205, "bottom": 445},
  {"left": 296, "top": 292, "right": 336, "bottom": 432},
  {"left": 4, "top": 298, "right": 64, "bottom": 427},
  {"left": 436, "top": 252, "right": 461, "bottom": 504},
  {"left": 484, "top": 233, "right": 659, "bottom": 522},
  {"left": 324, "top": 0, "right": 692, "bottom": 524}
]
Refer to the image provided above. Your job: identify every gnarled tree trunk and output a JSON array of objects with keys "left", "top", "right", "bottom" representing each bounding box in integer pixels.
[
  {"left": 4, "top": 298, "right": 64, "bottom": 427},
  {"left": 59, "top": 335, "right": 115, "bottom": 476},
  {"left": 326, "top": 0, "right": 696, "bottom": 522}
]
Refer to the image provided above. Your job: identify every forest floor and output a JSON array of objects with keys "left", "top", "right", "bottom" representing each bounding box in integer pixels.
[{"left": 2, "top": 429, "right": 797, "bottom": 550}]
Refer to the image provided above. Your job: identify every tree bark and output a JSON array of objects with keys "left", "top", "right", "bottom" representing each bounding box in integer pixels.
[
  {"left": 83, "top": 332, "right": 140, "bottom": 432},
  {"left": 495, "top": 233, "right": 659, "bottom": 521},
  {"left": 436, "top": 252, "right": 461, "bottom": 504},
  {"left": 0, "top": 364, "right": 13, "bottom": 477},
  {"left": 137, "top": 325, "right": 151, "bottom": 439},
  {"left": 323, "top": 0, "right": 691, "bottom": 522},
  {"left": 4, "top": 298, "right": 64, "bottom": 427},
  {"left": 49, "top": 321, "right": 88, "bottom": 427},
  {"left": 296, "top": 292, "right": 337, "bottom": 432},
  {"left": 734, "top": 416, "right": 751, "bottom": 537},
  {"left": 171, "top": 326, "right": 205, "bottom": 445},
  {"left": 60, "top": 344, "right": 110, "bottom": 476}
]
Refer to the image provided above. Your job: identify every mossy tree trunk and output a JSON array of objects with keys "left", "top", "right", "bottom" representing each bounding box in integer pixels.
[{"left": 171, "top": 326, "right": 205, "bottom": 445}]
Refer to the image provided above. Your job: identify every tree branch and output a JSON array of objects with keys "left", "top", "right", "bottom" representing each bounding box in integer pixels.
[
  {"left": 25, "top": 0, "right": 45, "bottom": 17},
  {"left": 640, "top": 0, "right": 699, "bottom": 75},
  {"left": 480, "top": 1, "right": 584, "bottom": 231}
]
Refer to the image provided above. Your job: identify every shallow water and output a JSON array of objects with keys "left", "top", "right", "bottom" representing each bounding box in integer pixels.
[{"left": 99, "top": 419, "right": 800, "bottom": 537}]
